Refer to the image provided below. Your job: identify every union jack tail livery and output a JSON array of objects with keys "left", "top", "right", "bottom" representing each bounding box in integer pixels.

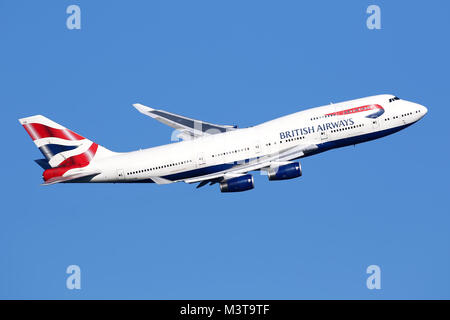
[{"left": 19, "top": 115, "right": 115, "bottom": 185}]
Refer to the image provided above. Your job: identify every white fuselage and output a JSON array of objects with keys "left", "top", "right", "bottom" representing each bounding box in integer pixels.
[{"left": 88, "top": 94, "right": 427, "bottom": 183}]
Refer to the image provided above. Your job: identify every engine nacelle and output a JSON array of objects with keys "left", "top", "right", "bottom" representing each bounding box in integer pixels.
[
  {"left": 220, "top": 174, "right": 254, "bottom": 193},
  {"left": 268, "top": 162, "right": 302, "bottom": 181}
]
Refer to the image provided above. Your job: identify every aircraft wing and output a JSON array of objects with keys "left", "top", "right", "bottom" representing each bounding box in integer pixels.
[
  {"left": 42, "top": 170, "right": 101, "bottom": 186},
  {"left": 133, "top": 103, "right": 237, "bottom": 140},
  {"left": 183, "top": 143, "right": 318, "bottom": 186}
]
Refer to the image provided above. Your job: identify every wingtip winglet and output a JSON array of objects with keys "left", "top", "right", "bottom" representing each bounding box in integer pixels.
[{"left": 133, "top": 103, "right": 154, "bottom": 113}]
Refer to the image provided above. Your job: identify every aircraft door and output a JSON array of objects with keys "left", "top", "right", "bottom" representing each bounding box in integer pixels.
[
  {"left": 254, "top": 140, "right": 262, "bottom": 154},
  {"left": 117, "top": 169, "right": 125, "bottom": 180},
  {"left": 371, "top": 119, "right": 380, "bottom": 129},
  {"left": 320, "top": 131, "right": 328, "bottom": 141},
  {"left": 196, "top": 152, "right": 206, "bottom": 167}
]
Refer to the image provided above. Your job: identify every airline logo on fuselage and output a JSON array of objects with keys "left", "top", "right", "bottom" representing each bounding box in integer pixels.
[
  {"left": 327, "top": 104, "right": 385, "bottom": 119},
  {"left": 280, "top": 118, "right": 355, "bottom": 139}
]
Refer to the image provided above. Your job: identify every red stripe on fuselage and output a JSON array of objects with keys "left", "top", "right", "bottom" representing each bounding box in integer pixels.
[
  {"left": 326, "top": 104, "right": 383, "bottom": 116},
  {"left": 23, "top": 123, "right": 84, "bottom": 141}
]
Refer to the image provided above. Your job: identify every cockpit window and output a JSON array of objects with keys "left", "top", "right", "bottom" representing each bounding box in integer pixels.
[{"left": 388, "top": 96, "right": 400, "bottom": 103}]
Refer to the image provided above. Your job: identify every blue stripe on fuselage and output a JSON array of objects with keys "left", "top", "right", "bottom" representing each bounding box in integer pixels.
[{"left": 305, "top": 122, "right": 413, "bottom": 157}]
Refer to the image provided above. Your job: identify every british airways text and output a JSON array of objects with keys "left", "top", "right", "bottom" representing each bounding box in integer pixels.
[{"left": 279, "top": 118, "right": 355, "bottom": 139}]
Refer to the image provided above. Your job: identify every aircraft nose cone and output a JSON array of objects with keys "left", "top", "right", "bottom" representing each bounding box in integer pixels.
[{"left": 421, "top": 105, "right": 428, "bottom": 115}]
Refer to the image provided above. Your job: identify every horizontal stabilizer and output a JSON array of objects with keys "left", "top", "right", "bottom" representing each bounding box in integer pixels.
[
  {"left": 34, "top": 159, "right": 51, "bottom": 170},
  {"left": 42, "top": 171, "right": 101, "bottom": 186}
]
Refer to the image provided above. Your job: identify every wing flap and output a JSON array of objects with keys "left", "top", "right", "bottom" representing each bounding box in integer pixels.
[{"left": 149, "top": 176, "right": 173, "bottom": 185}]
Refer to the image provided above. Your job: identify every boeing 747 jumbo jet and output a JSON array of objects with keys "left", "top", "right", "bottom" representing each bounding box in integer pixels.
[{"left": 19, "top": 94, "right": 427, "bottom": 192}]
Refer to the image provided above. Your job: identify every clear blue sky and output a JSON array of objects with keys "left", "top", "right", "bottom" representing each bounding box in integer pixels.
[{"left": 1, "top": 0, "right": 449, "bottom": 299}]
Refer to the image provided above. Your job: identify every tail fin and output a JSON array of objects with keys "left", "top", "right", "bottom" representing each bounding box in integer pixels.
[{"left": 19, "top": 115, "right": 115, "bottom": 170}]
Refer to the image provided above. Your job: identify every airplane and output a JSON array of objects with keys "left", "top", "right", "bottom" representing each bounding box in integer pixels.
[{"left": 19, "top": 94, "right": 427, "bottom": 192}]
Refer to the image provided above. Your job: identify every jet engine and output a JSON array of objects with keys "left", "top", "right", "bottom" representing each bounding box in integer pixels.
[
  {"left": 268, "top": 162, "right": 302, "bottom": 181},
  {"left": 219, "top": 174, "right": 254, "bottom": 192}
]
